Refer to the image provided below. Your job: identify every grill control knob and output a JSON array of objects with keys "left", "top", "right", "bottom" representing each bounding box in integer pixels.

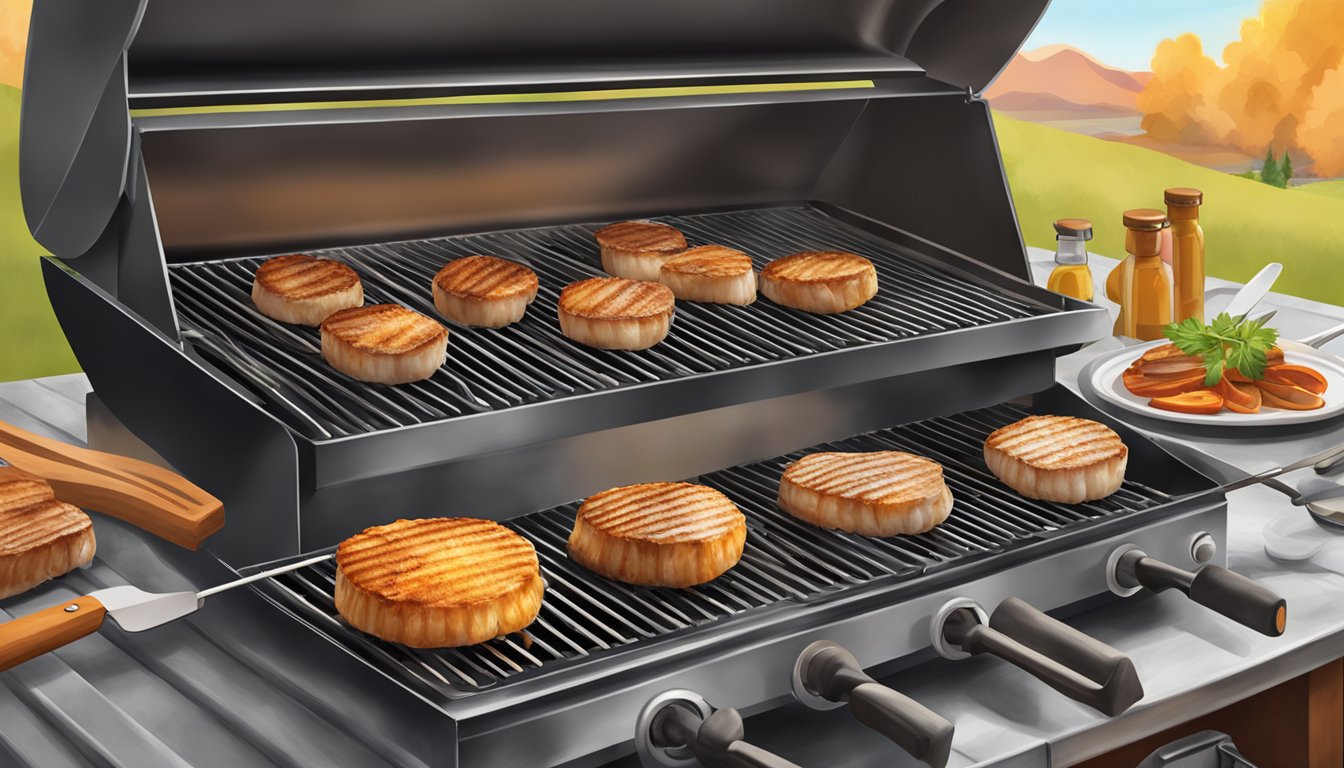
[
  {"left": 932, "top": 596, "right": 1144, "bottom": 717},
  {"left": 635, "top": 690, "right": 802, "bottom": 768},
  {"left": 1190, "top": 533, "right": 1217, "bottom": 565},
  {"left": 1109, "top": 547, "right": 1286, "bottom": 637},
  {"left": 793, "top": 641, "right": 953, "bottom": 768}
]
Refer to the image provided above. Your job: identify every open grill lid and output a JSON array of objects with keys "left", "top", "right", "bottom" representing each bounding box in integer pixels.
[{"left": 21, "top": 0, "right": 1046, "bottom": 264}]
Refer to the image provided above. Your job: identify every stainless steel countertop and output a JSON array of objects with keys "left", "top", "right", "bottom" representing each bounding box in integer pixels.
[{"left": 2, "top": 251, "right": 1342, "bottom": 768}]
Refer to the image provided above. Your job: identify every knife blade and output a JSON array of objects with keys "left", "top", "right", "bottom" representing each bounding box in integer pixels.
[
  {"left": 1222, "top": 262, "right": 1282, "bottom": 321},
  {"left": 0, "top": 552, "right": 333, "bottom": 671}
]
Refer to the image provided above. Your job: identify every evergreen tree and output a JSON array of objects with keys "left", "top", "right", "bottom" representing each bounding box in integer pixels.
[
  {"left": 1261, "top": 147, "right": 1281, "bottom": 187},
  {"left": 1280, "top": 152, "right": 1293, "bottom": 187}
]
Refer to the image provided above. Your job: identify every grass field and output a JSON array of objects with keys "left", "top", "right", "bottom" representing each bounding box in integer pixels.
[
  {"left": 1299, "top": 179, "right": 1344, "bottom": 200},
  {"left": 0, "top": 84, "right": 79, "bottom": 381},
  {"left": 994, "top": 113, "right": 1344, "bottom": 305}
]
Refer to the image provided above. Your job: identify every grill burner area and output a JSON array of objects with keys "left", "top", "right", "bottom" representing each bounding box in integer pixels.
[
  {"left": 168, "top": 205, "right": 1049, "bottom": 439},
  {"left": 252, "top": 403, "right": 1172, "bottom": 701}
]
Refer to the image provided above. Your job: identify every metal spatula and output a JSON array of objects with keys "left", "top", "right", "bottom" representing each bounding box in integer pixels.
[
  {"left": 1264, "top": 477, "right": 1344, "bottom": 531},
  {"left": 0, "top": 553, "right": 332, "bottom": 672}
]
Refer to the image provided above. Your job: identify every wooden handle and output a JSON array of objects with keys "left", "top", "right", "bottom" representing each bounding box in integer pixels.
[
  {"left": 0, "top": 419, "right": 223, "bottom": 549},
  {"left": 0, "top": 595, "right": 107, "bottom": 671}
]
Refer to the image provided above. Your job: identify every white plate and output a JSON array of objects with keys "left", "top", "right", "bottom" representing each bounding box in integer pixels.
[{"left": 1085, "top": 339, "right": 1344, "bottom": 426}]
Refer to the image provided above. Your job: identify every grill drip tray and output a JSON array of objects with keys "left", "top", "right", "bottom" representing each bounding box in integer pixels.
[
  {"left": 250, "top": 402, "right": 1174, "bottom": 701},
  {"left": 169, "top": 205, "right": 1051, "bottom": 440}
]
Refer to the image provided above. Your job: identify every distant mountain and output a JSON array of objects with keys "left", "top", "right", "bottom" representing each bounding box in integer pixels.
[{"left": 985, "top": 45, "right": 1151, "bottom": 115}]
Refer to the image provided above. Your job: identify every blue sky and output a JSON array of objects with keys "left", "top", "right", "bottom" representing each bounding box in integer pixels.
[{"left": 1024, "top": 0, "right": 1262, "bottom": 71}]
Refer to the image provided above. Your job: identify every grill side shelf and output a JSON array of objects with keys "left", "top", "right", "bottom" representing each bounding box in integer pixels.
[{"left": 246, "top": 402, "right": 1173, "bottom": 702}]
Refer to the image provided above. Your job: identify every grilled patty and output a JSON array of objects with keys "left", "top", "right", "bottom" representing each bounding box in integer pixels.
[
  {"left": 0, "top": 468, "right": 96, "bottom": 600},
  {"left": 252, "top": 254, "right": 364, "bottom": 326},
  {"left": 658, "top": 245, "right": 757, "bottom": 305},
  {"left": 557, "top": 277, "right": 676, "bottom": 350},
  {"left": 594, "top": 220, "right": 688, "bottom": 281},
  {"left": 320, "top": 304, "right": 449, "bottom": 384},
  {"left": 778, "top": 451, "right": 953, "bottom": 536},
  {"left": 759, "top": 251, "right": 878, "bottom": 313},
  {"left": 984, "top": 415, "right": 1128, "bottom": 503},
  {"left": 335, "top": 517, "right": 544, "bottom": 647},
  {"left": 432, "top": 255, "right": 539, "bottom": 328},
  {"left": 568, "top": 482, "right": 747, "bottom": 587}
]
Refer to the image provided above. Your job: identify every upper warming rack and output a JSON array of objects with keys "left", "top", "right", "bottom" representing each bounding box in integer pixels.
[{"left": 169, "top": 205, "right": 1049, "bottom": 439}]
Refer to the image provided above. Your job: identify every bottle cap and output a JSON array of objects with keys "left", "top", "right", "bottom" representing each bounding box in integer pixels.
[
  {"left": 1122, "top": 208, "right": 1168, "bottom": 231},
  {"left": 1164, "top": 188, "right": 1203, "bottom": 207},
  {"left": 1053, "top": 218, "right": 1093, "bottom": 240}
]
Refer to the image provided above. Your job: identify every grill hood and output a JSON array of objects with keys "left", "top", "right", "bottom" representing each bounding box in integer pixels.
[
  {"left": 22, "top": 0, "right": 1048, "bottom": 335},
  {"left": 18, "top": 0, "right": 1106, "bottom": 566}
]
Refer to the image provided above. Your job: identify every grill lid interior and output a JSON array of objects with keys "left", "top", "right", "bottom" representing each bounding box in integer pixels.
[{"left": 122, "top": 0, "right": 1046, "bottom": 99}]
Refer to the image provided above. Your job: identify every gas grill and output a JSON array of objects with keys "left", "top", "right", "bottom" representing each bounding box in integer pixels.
[{"left": 16, "top": 1, "right": 1287, "bottom": 766}]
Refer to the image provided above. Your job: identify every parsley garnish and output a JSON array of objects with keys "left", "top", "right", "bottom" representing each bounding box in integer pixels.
[{"left": 1163, "top": 312, "right": 1279, "bottom": 385}]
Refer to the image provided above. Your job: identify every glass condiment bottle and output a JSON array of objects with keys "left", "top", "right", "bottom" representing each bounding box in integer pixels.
[
  {"left": 1105, "top": 208, "right": 1173, "bottom": 340},
  {"left": 1166, "top": 187, "right": 1205, "bottom": 323},
  {"left": 1046, "top": 218, "right": 1095, "bottom": 301}
]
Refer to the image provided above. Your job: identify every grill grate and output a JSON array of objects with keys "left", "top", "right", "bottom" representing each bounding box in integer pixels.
[
  {"left": 252, "top": 403, "right": 1173, "bottom": 700},
  {"left": 168, "top": 205, "right": 1048, "bottom": 439}
]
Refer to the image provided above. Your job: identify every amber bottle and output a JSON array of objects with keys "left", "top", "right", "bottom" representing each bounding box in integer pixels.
[
  {"left": 1166, "top": 188, "right": 1205, "bottom": 323},
  {"left": 1046, "top": 218, "right": 1095, "bottom": 302},
  {"left": 1105, "top": 209, "right": 1173, "bottom": 340}
]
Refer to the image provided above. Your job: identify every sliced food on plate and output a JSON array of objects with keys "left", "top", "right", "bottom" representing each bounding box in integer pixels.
[
  {"left": 984, "top": 415, "right": 1128, "bottom": 504},
  {"left": 777, "top": 451, "right": 952, "bottom": 536},
  {"left": 335, "top": 517, "right": 544, "bottom": 648},
  {"left": 568, "top": 482, "right": 746, "bottom": 588},
  {"left": 1123, "top": 313, "right": 1327, "bottom": 414}
]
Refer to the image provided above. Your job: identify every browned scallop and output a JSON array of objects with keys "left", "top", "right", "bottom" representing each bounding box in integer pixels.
[
  {"left": 778, "top": 451, "right": 952, "bottom": 536},
  {"left": 984, "top": 416, "right": 1128, "bottom": 503},
  {"left": 0, "top": 467, "right": 96, "bottom": 600},
  {"left": 432, "top": 255, "right": 539, "bottom": 328},
  {"left": 252, "top": 254, "right": 364, "bottom": 326},
  {"left": 759, "top": 251, "right": 877, "bottom": 313},
  {"left": 557, "top": 277, "right": 675, "bottom": 350},
  {"left": 594, "top": 221, "right": 688, "bottom": 281},
  {"left": 568, "top": 482, "right": 747, "bottom": 587},
  {"left": 658, "top": 245, "right": 757, "bottom": 305},
  {"left": 335, "top": 517, "right": 544, "bottom": 647},
  {"left": 320, "top": 304, "right": 449, "bottom": 384}
]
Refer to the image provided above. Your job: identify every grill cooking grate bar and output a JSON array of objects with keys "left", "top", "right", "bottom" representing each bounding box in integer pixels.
[
  {"left": 255, "top": 403, "right": 1172, "bottom": 701},
  {"left": 168, "top": 205, "right": 1048, "bottom": 439}
]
